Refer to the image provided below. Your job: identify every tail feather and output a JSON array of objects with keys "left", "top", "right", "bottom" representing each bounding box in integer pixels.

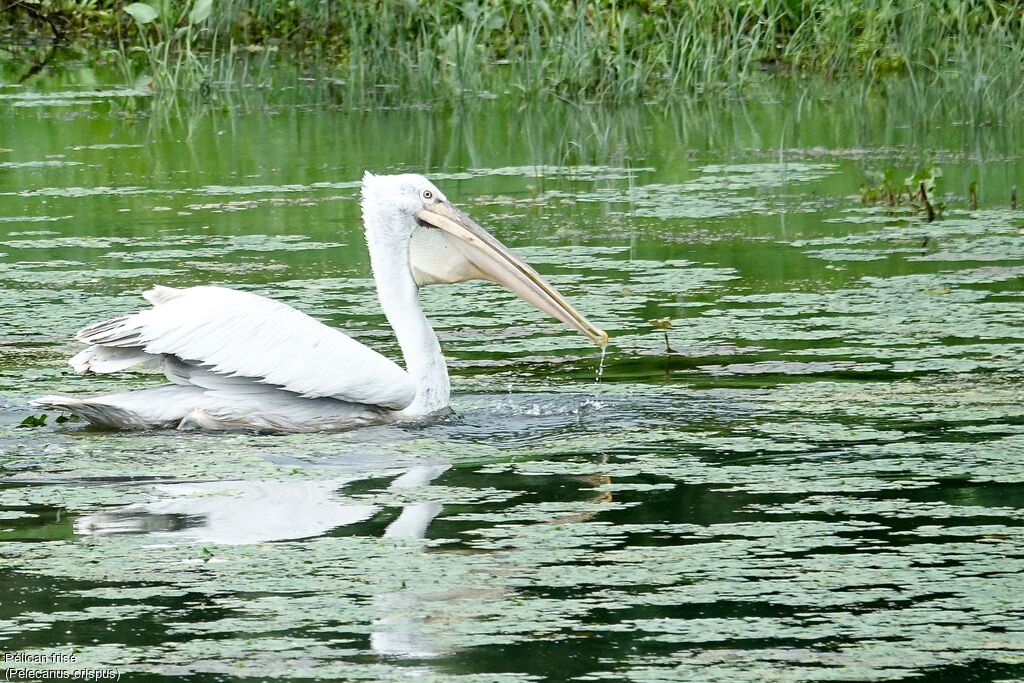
[
  {"left": 31, "top": 383, "right": 389, "bottom": 432},
  {"left": 32, "top": 395, "right": 144, "bottom": 429},
  {"left": 31, "top": 385, "right": 205, "bottom": 430},
  {"left": 76, "top": 318, "right": 143, "bottom": 347},
  {"left": 76, "top": 316, "right": 131, "bottom": 343},
  {"left": 70, "top": 345, "right": 161, "bottom": 375}
]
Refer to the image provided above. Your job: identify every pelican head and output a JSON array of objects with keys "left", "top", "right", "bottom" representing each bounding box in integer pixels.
[{"left": 361, "top": 172, "right": 608, "bottom": 347}]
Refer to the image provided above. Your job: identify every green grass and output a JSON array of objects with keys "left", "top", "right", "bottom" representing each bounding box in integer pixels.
[{"left": 4, "top": 0, "right": 1024, "bottom": 110}]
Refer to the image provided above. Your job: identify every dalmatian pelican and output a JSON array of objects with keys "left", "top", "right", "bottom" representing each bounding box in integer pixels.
[{"left": 32, "top": 173, "right": 608, "bottom": 432}]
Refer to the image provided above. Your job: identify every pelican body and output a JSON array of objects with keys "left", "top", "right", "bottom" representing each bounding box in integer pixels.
[{"left": 33, "top": 173, "right": 608, "bottom": 432}]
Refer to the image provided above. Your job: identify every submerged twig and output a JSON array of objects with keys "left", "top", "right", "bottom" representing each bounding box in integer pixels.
[
  {"left": 649, "top": 317, "right": 676, "bottom": 354},
  {"left": 918, "top": 181, "right": 936, "bottom": 223}
]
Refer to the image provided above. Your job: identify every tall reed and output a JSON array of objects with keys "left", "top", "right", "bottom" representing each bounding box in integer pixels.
[{"left": 10, "top": 0, "right": 1024, "bottom": 113}]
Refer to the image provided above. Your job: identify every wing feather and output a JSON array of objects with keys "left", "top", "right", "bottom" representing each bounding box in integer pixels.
[{"left": 73, "top": 286, "right": 415, "bottom": 410}]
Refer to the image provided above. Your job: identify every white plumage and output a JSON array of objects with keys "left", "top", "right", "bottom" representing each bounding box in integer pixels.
[
  {"left": 75, "top": 285, "right": 415, "bottom": 408},
  {"left": 32, "top": 172, "right": 607, "bottom": 432}
]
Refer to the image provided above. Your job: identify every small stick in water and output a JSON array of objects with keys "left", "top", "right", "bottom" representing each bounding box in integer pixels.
[
  {"left": 918, "top": 181, "right": 936, "bottom": 223},
  {"left": 1012, "top": 186, "right": 1018, "bottom": 210},
  {"left": 649, "top": 317, "right": 676, "bottom": 354}
]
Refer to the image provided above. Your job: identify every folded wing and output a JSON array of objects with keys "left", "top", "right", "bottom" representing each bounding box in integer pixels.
[{"left": 72, "top": 285, "right": 415, "bottom": 411}]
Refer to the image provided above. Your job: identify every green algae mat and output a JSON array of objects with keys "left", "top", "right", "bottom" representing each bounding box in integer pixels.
[{"left": 1, "top": 76, "right": 1023, "bottom": 681}]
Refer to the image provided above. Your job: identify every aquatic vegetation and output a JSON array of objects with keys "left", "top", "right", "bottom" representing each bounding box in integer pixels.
[
  {"left": 2, "top": 79, "right": 1024, "bottom": 681},
  {"left": 17, "top": 413, "right": 47, "bottom": 428},
  {"left": 115, "top": 0, "right": 235, "bottom": 98},
  {"left": 648, "top": 317, "right": 675, "bottom": 354},
  {"left": 860, "top": 162, "right": 944, "bottom": 218},
  {"left": 4, "top": 0, "right": 1024, "bottom": 108}
]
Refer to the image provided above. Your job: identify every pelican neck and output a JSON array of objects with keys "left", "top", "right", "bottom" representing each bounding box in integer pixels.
[{"left": 364, "top": 222, "right": 451, "bottom": 416}]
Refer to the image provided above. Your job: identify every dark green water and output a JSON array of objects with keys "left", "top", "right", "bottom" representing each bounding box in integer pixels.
[{"left": 2, "top": 69, "right": 1024, "bottom": 681}]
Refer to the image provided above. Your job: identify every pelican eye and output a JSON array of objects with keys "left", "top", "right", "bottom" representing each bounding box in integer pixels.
[{"left": 421, "top": 189, "right": 433, "bottom": 200}]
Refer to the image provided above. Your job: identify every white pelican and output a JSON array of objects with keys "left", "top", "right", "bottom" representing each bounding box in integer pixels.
[{"left": 33, "top": 173, "right": 608, "bottom": 432}]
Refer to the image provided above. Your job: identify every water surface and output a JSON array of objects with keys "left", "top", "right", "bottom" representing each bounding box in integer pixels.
[{"left": 2, "top": 71, "right": 1024, "bottom": 681}]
